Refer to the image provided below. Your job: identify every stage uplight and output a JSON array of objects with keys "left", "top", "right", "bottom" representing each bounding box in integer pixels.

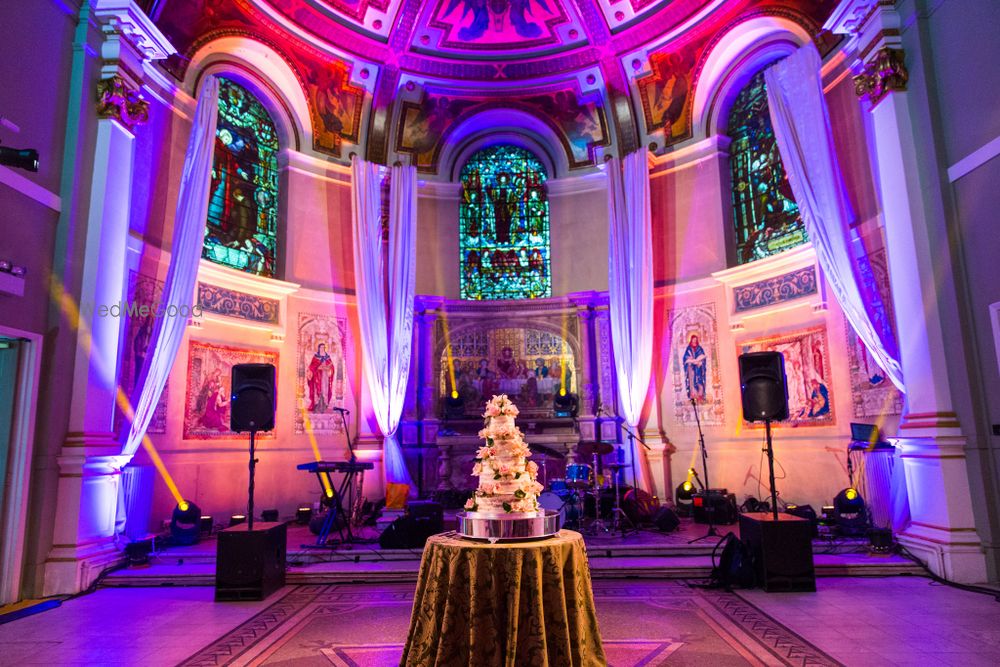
[
  {"left": 553, "top": 392, "right": 578, "bottom": 417},
  {"left": 834, "top": 487, "right": 868, "bottom": 537},
  {"left": 296, "top": 506, "right": 313, "bottom": 524},
  {"left": 229, "top": 514, "right": 247, "bottom": 527},
  {"left": 170, "top": 501, "right": 201, "bottom": 546},
  {"left": 0, "top": 145, "right": 39, "bottom": 172},
  {"left": 199, "top": 516, "right": 214, "bottom": 535},
  {"left": 125, "top": 539, "right": 153, "bottom": 567},
  {"left": 675, "top": 481, "right": 695, "bottom": 516}
]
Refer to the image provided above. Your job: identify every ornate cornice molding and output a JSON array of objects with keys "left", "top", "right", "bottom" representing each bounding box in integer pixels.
[
  {"left": 854, "top": 46, "right": 908, "bottom": 106},
  {"left": 96, "top": 75, "right": 150, "bottom": 128},
  {"left": 94, "top": 0, "right": 175, "bottom": 84}
]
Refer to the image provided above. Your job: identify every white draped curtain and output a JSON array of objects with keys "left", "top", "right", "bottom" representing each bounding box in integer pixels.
[
  {"left": 117, "top": 76, "right": 219, "bottom": 530},
  {"left": 765, "top": 44, "right": 904, "bottom": 392},
  {"left": 351, "top": 157, "right": 417, "bottom": 488},
  {"left": 607, "top": 148, "right": 654, "bottom": 493}
]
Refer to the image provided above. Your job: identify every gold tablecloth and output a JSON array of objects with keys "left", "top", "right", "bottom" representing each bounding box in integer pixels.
[{"left": 400, "top": 529, "right": 605, "bottom": 667}]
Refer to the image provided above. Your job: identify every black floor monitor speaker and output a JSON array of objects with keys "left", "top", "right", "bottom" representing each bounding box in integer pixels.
[
  {"left": 738, "top": 352, "right": 789, "bottom": 422},
  {"left": 739, "top": 512, "right": 815, "bottom": 592},
  {"left": 216, "top": 522, "right": 287, "bottom": 601},
  {"left": 652, "top": 506, "right": 680, "bottom": 532},
  {"left": 379, "top": 501, "right": 444, "bottom": 549},
  {"left": 231, "top": 363, "right": 276, "bottom": 432}
]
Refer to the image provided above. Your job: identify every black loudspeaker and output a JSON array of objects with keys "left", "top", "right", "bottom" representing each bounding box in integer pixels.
[
  {"left": 378, "top": 501, "right": 444, "bottom": 549},
  {"left": 739, "top": 513, "right": 815, "bottom": 592},
  {"left": 692, "top": 490, "right": 738, "bottom": 525},
  {"left": 652, "top": 506, "right": 680, "bottom": 532},
  {"left": 231, "top": 363, "right": 276, "bottom": 432},
  {"left": 738, "top": 352, "right": 789, "bottom": 422},
  {"left": 215, "top": 522, "right": 286, "bottom": 601}
]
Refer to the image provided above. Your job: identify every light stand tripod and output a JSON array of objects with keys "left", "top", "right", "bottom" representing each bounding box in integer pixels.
[
  {"left": 688, "top": 397, "right": 720, "bottom": 543},
  {"left": 613, "top": 421, "right": 649, "bottom": 536}
]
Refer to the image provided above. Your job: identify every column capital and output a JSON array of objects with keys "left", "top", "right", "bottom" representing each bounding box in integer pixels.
[
  {"left": 96, "top": 75, "right": 149, "bottom": 129},
  {"left": 854, "top": 47, "right": 909, "bottom": 107}
]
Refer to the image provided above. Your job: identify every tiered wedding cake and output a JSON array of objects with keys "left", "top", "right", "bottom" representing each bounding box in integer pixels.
[{"left": 464, "top": 395, "right": 544, "bottom": 516}]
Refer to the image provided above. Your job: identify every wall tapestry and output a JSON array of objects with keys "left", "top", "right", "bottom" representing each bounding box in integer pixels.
[
  {"left": 846, "top": 248, "right": 903, "bottom": 417},
  {"left": 295, "top": 312, "right": 349, "bottom": 434},
  {"left": 119, "top": 271, "right": 168, "bottom": 434},
  {"left": 439, "top": 325, "right": 576, "bottom": 416},
  {"left": 737, "top": 325, "right": 834, "bottom": 428},
  {"left": 667, "top": 302, "right": 724, "bottom": 426},
  {"left": 184, "top": 341, "right": 278, "bottom": 440}
]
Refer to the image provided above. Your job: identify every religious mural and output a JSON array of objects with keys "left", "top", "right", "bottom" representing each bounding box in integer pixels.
[
  {"left": 729, "top": 70, "right": 807, "bottom": 264},
  {"left": 846, "top": 249, "right": 903, "bottom": 418},
  {"left": 204, "top": 78, "right": 279, "bottom": 278},
  {"left": 301, "top": 60, "right": 364, "bottom": 154},
  {"left": 459, "top": 145, "right": 551, "bottom": 300},
  {"left": 440, "top": 326, "right": 576, "bottom": 415},
  {"left": 667, "top": 303, "right": 724, "bottom": 426},
  {"left": 397, "top": 88, "right": 609, "bottom": 173},
  {"left": 295, "top": 313, "right": 349, "bottom": 434},
  {"left": 637, "top": 44, "right": 698, "bottom": 146},
  {"left": 183, "top": 341, "right": 278, "bottom": 439},
  {"left": 118, "top": 272, "right": 168, "bottom": 434},
  {"left": 430, "top": 0, "right": 569, "bottom": 48},
  {"left": 737, "top": 326, "right": 834, "bottom": 428}
]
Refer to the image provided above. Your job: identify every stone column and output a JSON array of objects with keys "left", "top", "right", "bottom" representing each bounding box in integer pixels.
[
  {"left": 44, "top": 1, "right": 174, "bottom": 596},
  {"left": 827, "top": 1, "right": 986, "bottom": 582},
  {"left": 568, "top": 292, "right": 598, "bottom": 443}
]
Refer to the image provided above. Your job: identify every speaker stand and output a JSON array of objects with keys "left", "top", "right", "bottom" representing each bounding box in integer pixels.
[
  {"left": 764, "top": 419, "right": 779, "bottom": 521},
  {"left": 247, "top": 429, "right": 258, "bottom": 531},
  {"left": 688, "top": 398, "right": 720, "bottom": 544}
]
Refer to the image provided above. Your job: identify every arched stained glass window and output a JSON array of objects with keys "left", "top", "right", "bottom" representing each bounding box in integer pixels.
[
  {"left": 459, "top": 145, "right": 551, "bottom": 300},
  {"left": 203, "top": 78, "right": 279, "bottom": 278},
  {"left": 728, "top": 70, "right": 806, "bottom": 265}
]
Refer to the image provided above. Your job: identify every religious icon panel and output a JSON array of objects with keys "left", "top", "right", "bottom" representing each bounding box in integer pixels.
[
  {"left": 203, "top": 78, "right": 280, "bottom": 278},
  {"left": 459, "top": 145, "right": 551, "bottom": 300},
  {"left": 728, "top": 71, "right": 808, "bottom": 265}
]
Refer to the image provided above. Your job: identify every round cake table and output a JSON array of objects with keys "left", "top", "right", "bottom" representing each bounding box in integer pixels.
[{"left": 400, "top": 529, "right": 605, "bottom": 667}]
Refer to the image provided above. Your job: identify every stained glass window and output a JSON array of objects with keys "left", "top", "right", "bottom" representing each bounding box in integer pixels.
[
  {"left": 203, "top": 78, "right": 279, "bottom": 278},
  {"left": 728, "top": 70, "right": 806, "bottom": 265},
  {"left": 459, "top": 145, "right": 551, "bottom": 300}
]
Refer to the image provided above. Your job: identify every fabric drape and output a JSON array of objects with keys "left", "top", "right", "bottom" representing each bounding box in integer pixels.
[
  {"left": 121, "top": 77, "right": 219, "bottom": 462},
  {"left": 607, "top": 148, "right": 654, "bottom": 493},
  {"left": 350, "top": 157, "right": 416, "bottom": 487},
  {"left": 765, "top": 43, "right": 904, "bottom": 392}
]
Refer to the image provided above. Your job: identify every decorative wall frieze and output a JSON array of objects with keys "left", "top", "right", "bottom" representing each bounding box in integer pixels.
[
  {"left": 197, "top": 283, "right": 280, "bottom": 324},
  {"left": 96, "top": 76, "right": 150, "bottom": 129},
  {"left": 854, "top": 47, "right": 908, "bottom": 106},
  {"left": 732, "top": 266, "right": 818, "bottom": 313}
]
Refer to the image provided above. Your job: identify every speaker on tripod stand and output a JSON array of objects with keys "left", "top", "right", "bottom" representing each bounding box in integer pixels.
[
  {"left": 737, "top": 351, "right": 815, "bottom": 592},
  {"left": 216, "top": 363, "right": 286, "bottom": 601}
]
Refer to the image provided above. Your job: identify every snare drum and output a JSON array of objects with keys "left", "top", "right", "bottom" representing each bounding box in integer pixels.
[{"left": 565, "top": 463, "right": 594, "bottom": 489}]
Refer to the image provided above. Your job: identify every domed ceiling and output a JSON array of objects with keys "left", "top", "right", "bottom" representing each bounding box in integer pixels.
[{"left": 148, "top": 0, "right": 838, "bottom": 174}]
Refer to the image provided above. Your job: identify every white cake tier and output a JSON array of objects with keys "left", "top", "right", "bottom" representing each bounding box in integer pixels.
[
  {"left": 476, "top": 494, "right": 539, "bottom": 514},
  {"left": 489, "top": 415, "right": 515, "bottom": 429}
]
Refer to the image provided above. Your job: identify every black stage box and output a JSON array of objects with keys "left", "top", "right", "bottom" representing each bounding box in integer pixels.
[
  {"left": 216, "top": 521, "right": 287, "bottom": 601},
  {"left": 692, "top": 489, "right": 738, "bottom": 525},
  {"left": 739, "top": 512, "right": 815, "bottom": 592}
]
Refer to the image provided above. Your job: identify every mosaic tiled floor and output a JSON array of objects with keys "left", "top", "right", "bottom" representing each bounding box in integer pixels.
[{"left": 180, "top": 580, "right": 842, "bottom": 666}]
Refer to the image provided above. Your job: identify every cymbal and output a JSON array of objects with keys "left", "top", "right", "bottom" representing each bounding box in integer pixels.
[{"left": 576, "top": 441, "right": 614, "bottom": 457}]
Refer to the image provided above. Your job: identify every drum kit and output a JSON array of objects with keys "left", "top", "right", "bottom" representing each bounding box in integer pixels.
[{"left": 539, "top": 441, "right": 635, "bottom": 535}]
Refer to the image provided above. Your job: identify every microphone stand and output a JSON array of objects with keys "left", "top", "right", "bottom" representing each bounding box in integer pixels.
[{"left": 688, "top": 397, "right": 720, "bottom": 543}]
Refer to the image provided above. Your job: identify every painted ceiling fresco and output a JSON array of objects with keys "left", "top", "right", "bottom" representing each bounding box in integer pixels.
[{"left": 149, "top": 0, "right": 840, "bottom": 167}]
